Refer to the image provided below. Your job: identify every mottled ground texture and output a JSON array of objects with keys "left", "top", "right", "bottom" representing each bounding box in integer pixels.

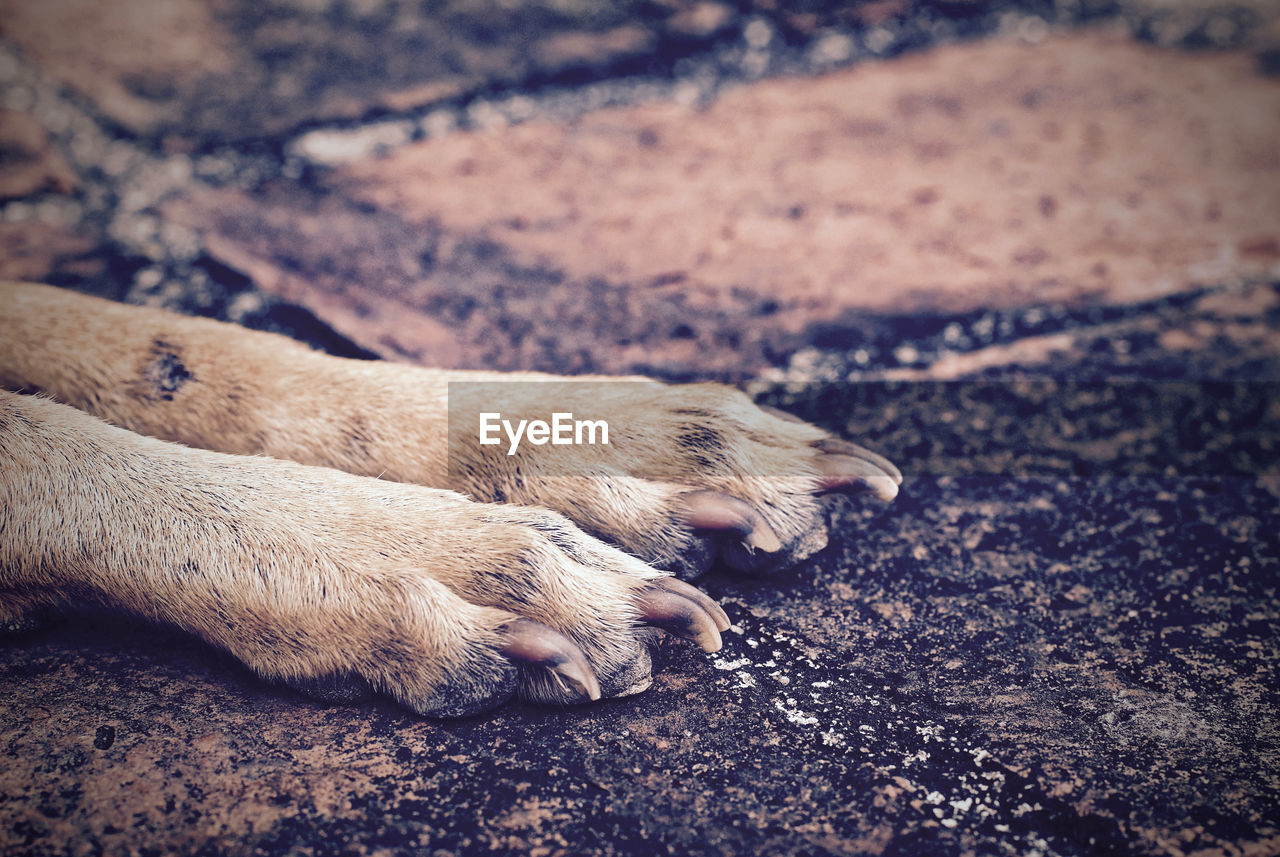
[{"left": 2, "top": 0, "right": 1280, "bottom": 855}]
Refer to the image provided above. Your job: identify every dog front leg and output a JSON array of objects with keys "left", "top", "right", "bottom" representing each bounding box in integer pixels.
[{"left": 0, "top": 390, "right": 726, "bottom": 715}]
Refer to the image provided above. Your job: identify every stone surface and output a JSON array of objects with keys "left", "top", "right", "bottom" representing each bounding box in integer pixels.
[
  {"left": 0, "top": 109, "right": 76, "bottom": 201},
  {"left": 0, "top": 0, "right": 972, "bottom": 146},
  {"left": 0, "top": 0, "right": 235, "bottom": 139},
  {"left": 2, "top": 1, "right": 1280, "bottom": 855},
  {"left": 167, "top": 31, "right": 1280, "bottom": 377},
  {"left": 334, "top": 30, "right": 1280, "bottom": 315},
  {"left": 0, "top": 221, "right": 108, "bottom": 290},
  {"left": 5, "top": 418, "right": 1278, "bottom": 856},
  {"left": 1, "top": 0, "right": 662, "bottom": 142}
]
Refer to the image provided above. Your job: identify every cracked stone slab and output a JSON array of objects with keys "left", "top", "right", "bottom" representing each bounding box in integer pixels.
[
  {"left": 712, "top": 474, "right": 1280, "bottom": 857},
  {"left": 0, "top": 221, "right": 108, "bottom": 289},
  {"left": 3, "top": 466, "right": 1276, "bottom": 855},
  {"left": 0, "top": 0, "right": 655, "bottom": 142},
  {"left": 169, "top": 31, "right": 1280, "bottom": 378},
  {"left": 0, "top": 108, "right": 76, "bottom": 201},
  {"left": 1, "top": 6, "right": 1278, "bottom": 856},
  {"left": 332, "top": 30, "right": 1280, "bottom": 314},
  {"left": 0, "top": 0, "right": 954, "bottom": 146},
  {"left": 3, "top": 319, "right": 1278, "bottom": 857},
  {"left": 754, "top": 281, "right": 1280, "bottom": 384}
]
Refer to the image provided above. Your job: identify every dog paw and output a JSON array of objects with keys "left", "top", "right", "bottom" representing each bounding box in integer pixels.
[
  {"left": 448, "top": 381, "right": 901, "bottom": 579},
  {"left": 182, "top": 464, "right": 728, "bottom": 717},
  {"left": 5, "top": 389, "right": 735, "bottom": 719}
]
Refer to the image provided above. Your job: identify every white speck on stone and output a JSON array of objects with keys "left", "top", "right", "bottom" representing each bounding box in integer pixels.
[
  {"left": 733, "top": 671, "right": 757, "bottom": 689},
  {"left": 775, "top": 699, "right": 818, "bottom": 726},
  {"left": 1017, "top": 16, "right": 1048, "bottom": 44},
  {"left": 104, "top": 141, "right": 138, "bottom": 178},
  {"left": 291, "top": 121, "right": 413, "bottom": 166},
  {"left": 810, "top": 33, "right": 854, "bottom": 65},
  {"left": 741, "top": 51, "right": 768, "bottom": 78},
  {"left": 163, "top": 155, "right": 192, "bottom": 185},
  {"left": 420, "top": 110, "right": 457, "bottom": 139},
  {"left": 744, "top": 19, "right": 772, "bottom": 48},
  {"left": 950, "top": 797, "right": 973, "bottom": 813},
  {"left": 673, "top": 80, "right": 702, "bottom": 108},
  {"left": 468, "top": 101, "right": 507, "bottom": 130},
  {"left": 727, "top": 624, "right": 745, "bottom": 635},
  {"left": 714, "top": 657, "right": 752, "bottom": 671},
  {"left": 926, "top": 791, "right": 945, "bottom": 805},
  {"left": 133, "top": 267, "right": 163, "bottom": 290},
  {"left": 32, "top": 198, "right": 77, "bottom": 227},
  {"left": 3, "top": 85, "right": 33, "bottom": 112},
  {"left": 916, "top": 725, "right": 943, "bottom": 742},
  {"left": 158, "top": 221, "right": 199, "bottom": 260},
  {"left": 502, "top": 95, "right": 535, "bottom": 122},
  {"left": 940, "top": 818, "right": 958, "bottom": 828},
  {"left": 864, "top": 26, "right": 894, "bottom": 54},
  {"left": 812, "top": 680, "right": 831, "bottom": 688}
]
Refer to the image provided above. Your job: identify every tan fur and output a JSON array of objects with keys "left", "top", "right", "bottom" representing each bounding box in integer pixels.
[{"left": 0, "top": 280, "right": 871, "bottom": 715}]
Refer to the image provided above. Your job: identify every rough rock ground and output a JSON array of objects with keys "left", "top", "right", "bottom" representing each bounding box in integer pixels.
[{"left": 2, "top": 1, "right": 1279, "bottom": 855}]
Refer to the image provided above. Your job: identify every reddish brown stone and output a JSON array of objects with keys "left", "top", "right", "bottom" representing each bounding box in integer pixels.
[
  {"left": 166, "top": 31, "right": 1280, "bottom": 376},
  {"left": 164, "top": 180, "right": 758, "bottom": 375},
  {"left": 0, "top": 0, "right": 236, "bottom": 137},
  {"left": 667, "top": 3, "right": 735, "bottom": 38},
  {"left": 0, "top": 222, "right": 101, "bottom": 284},
  {"left": 0, "top": 110, "right": 77, "bottom": 201},
  {"left": 336, "top": 32, "right": 1280, "bottom": 320},
  {"left": 163, "top": 186, "right": 473, "bottom": 368},
  {"left": 0, "top": 0, "right": 746, "bottom": 144},
  {"left": 532, "top": 25, "right": 655, "bottom": 71}
]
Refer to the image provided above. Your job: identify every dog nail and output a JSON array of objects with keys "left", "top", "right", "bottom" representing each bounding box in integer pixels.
[
  {"left": 636, "top": 587, "right": 723, "bottom": 653},
  {"left": 498, "top": 618, "right": 601, "bottom": 701},
  {"left": 678, "top": 489, "right": 783, "bottom": 553},
  {"left": 815, "top": 438, "right": 903, "bottom": 484},
  {"left": 816, "top": 455, "right": 900, "bottom": 501},
  {"left": 653, "top": 577, "right": 730, "bottom": 632}
]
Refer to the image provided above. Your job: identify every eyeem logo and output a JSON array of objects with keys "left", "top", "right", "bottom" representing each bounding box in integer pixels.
[{"left": 479, "top": 412, "right": 610, "bottom": 456}]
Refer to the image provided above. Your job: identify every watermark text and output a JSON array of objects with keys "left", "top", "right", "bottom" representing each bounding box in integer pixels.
[{"left": 479, "top": 412, "right": 610, "bottom": 456}]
